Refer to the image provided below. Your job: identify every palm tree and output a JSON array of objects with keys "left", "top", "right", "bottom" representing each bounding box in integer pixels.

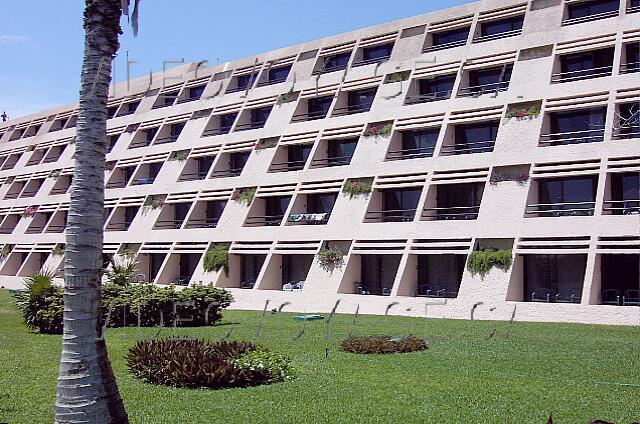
[{"left": 55, "top": 1, "right": 138, "bottom": 423}]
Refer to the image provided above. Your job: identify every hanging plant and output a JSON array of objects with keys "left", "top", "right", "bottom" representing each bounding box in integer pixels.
[
  {"left": 168, "top": 151, "right": 188, "bottom": 162},
  {"left": 255, "top": 138, "right": 278, "bottom": 150},
  {"left": 364, "top": 123, "right": 393, "bottom": 138},
  {"left": 22, "top": 206, "right": 38, "bottom": 218},
  {"left": 50, "top": 170, "right": 61, "bottom": 178},
  {"left": 143, "top": 196, "right": 165, "bottom": 210},
  {"left": 0, "top": 244, "right": 12, "bottom": 260},
  {"left": 489, "top": 172, "right": 529, "bottom": 186},
  {"left": 52, "top": 245, "right": 65, "bottom": 256},
  {"left": 505, "top": 106, "right": 540, "bottom": 121},
  {"left": 203, "top": 244, "right": 229, "bottom": 274},
  {"left": 342, "top": 178, "right": 372, "bottom": 199},
  {"left": 231, "top": 187, "right": 256, "bottom": 205},
  {"left": 316, "top": 246, "right": 345, "bottom": 272},
  {"left": 467, "top": 248, "right": 513, "bottom": 278}
]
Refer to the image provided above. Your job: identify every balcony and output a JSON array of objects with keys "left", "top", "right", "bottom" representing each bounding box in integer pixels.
[
  {"left": 458, "top": 65, "right": 512, "bottom": 97},
  {"left": 423, "top": 26, "right": 470, "bottom": 52},
  {"left": 226, "top": 73, "right": 258, "bottom": 93},
  {"left": 540, "top": 107, "right": 606, "bottom": 146},
  {"left": 551, "top": 48, "right": 614, "bottom": 83},
  {"left": 422, "top": 182, "right": 484, "bottom": 221},
  {"left": 621, "top": 42, "right": 640, "bottom": 75},
  {"left": 117, "top": 100, "right": 140, "bottom": 117},
  {"left": 234, "top": 107, "right": 272, "bottom": 131},
  {"left": 332, "top": 88, "right": 377, "bottom": 117},
  {"left": 526, "top": 176, "right": 598, "bottom": 217},
  {"left": 50, "top": 176, "right": 72, "bottom": 195},
  {"left": 601, "top": 254, "right": 640, "bottom": 306},
  {"left": 106, "top": 166, "right": 135, "bottom": 189},
  {"left": 201, "top": 112, "right": 238, "bottom": 137},
  {"left": 352, "top": 43, "right": 394, "bottom": 67},
  {"left": 414, "top": 255, "right": 465, "bottom": 298},
  {"left": 291, "top": 96, "right": 333, "bottom": 122},
  {"left": 629, "top": 0, "right": 640, "bottom": 12},
  {"left": 257, "top": 65, "right": 291, "bottom": 87},
  {"left": 178, "top": 156, "right": 214, "bottom": 181},
  {"left": 405, "top": 74, "right": 455, "bottom": 105},
  {"left": 386, "top": 128, "right": 439, "bottom": 161},
  {"left": 563, "top": 0, "right": 619, "bottom": 25},
  {"left": 313, "top": 52, "right": 351, "bottom": 75},
  {"left": 365, "top": 188, "right": 422, "bottom": 223},
  {"left": 441, "top": 121, "right": 498, "bottom": 155},
  {"left": 210, "top": 151, "right": 250, "bottom": 178},
  {"left": 129, "top": 127, "right": 158, "bottom": 149},
  {"left": 287, "top": 193, "right": 337, "bottom": 225},
  {"left": 153, "top": 202, "right": 191, "bottom": 229},
  {"left": 473, "top": 15, "right": 524, "bottom": 43},
  {"left": 154, "top": 122, "right": 185, "bottom": 145},
  {"left": 603, "top": 172, "right": 640, "bottom": 215},
  {"left": 130, "top": 162, "right": 162, "bottom": 186},
  {"left": 237, "top": 254, "right": 266, "bottom": 289},
  {"left": 176, "top": 85, "right": 205, "bottom": 104},
  {"left": 310, "top": 138, "right": 357, "bottom": 168},
  {"left": 269, "top": 144, "right": 312, "bottom": 172},
  {"left": 613, "top": 102, "right": 639, "bottom": 139},
  {"left": 105, "top": 206, "right": 138, "bottom": 231},
  {"left": 524, "top": 254, "right": 586, "bottom": 303},
  {"left": 245, "top": 196, "right": 291, "bottom": 227},
  {"left": 152, "top": 91, "right": 179, "bottom": 109},
  {"left": 353, "top": 255, "right": 401, "bottom": 296},
  {"left": 185, "top": 200, "right": 226, "bottom": 229}
]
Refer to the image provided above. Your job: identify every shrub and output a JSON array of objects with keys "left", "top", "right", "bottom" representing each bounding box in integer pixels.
[
  {"left": 104, "top": 257, "right": 137, "bottom": 285},
  {"left": 316, "top": 246, "right": 345, "bottom": 272},
  {"left": 231, "top": 188, "right": 256, "bottom": 205},
  {"left": 0, "top": 244, "right": 11, "bottom": 260},
  {"left": 364, "top": 123, "right": 393, "bottom": 138},
  {"left": 467, "top": 248, "right": 513, "bottom": 278},
  {"left": 340, "top": 335, "right": 428, "bottom": 354},
  {"left": 13, "top": 270, "right": 63, "bottom": 334},
  {"left": 127, "top": 338, "right": 292, "bottom": 389},
  {"left": 342, "top": 178, "right": 372, "bottom": 199},
  {"left": 203, "top": 244, "right": 229, "bottom": 274}
]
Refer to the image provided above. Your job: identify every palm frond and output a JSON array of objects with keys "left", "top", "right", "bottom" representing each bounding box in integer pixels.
[{"left": 121, "top": 0, "right": 140, "bottom": 36}]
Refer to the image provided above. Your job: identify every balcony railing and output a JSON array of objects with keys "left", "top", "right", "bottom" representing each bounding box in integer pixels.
[
  {"left": 629, "top": 4, "right": 640, "bottom": 13},
  {"left": 386, "top": 146, "right": 435, "bottom": 161},
  {"left": 25, "top": 225, "right": 45, "bottom": 234},
  {"left": 154, "top": 219, "right": 185, "bottom": 229},
  {"left": 422, "top": 205, "right": 480, "bottom": 221},
  {"left": 128, "top": 139, "right": 153, "bottom": 149},
  {"left": 332, "top": 104, "right": 372, "bottom": 116},
  {"left": 354, "top": 282, "right": 392, "bottom": 296},
  {"left": 310, "top": 156, "right": 352, "bottom": 168},
  {"left": 269, "top": 159, "right": 307, "bottom": 172},
  {"left": 473, "top": 28, "right": 522, "bottom": 44},
  {"left": 176, "top": 95, "right": 201, "bottom": 104},
  {"left": 440, "top": 140, "right": 495, "bottom": 155},
  {"left": 525, "top": 201, "right": 596, "bottom": 217},
  {"left": 415, "top": 284, "right": 458, "bottom": 298},
  {"left": 105, "top": 180, "right": 128, "bottom": 189},
  {"left": 245, "top": 214, "right": 285, "bottom": 226},
  {"left": 131, "top": 177, "right": 156, "bottom": 186},
  {"left": 42, "top": 155, "right": 62, "bottom": 164},
  {"left": 50, "top": 187, "right": 70, "bottom": 195},
  {"left": 210, "top": 167, "right": 243, "bottom": 178},
  {"left": 612, "top": 127, "right": 640, "bottom": 139},
  {"left": 313, "top": 62, "right": 349, "bottom": 75},
  {"left": 458, "top": 81, "right": 510, "bottom": 97},
  {"left": 291, "top": 110, "right": 329, "bottom": 122},
  {"left": 234, "top": 120, "right": 267, "bottom": 131},
  {"left": 539, "top": 128, "right": 605, "bottom": 146},
  {"left": 551, "top": 65, "right": 613, "bottom": 83},
  {"left": 620, "top": 61, "right": 640, "bottom": 74},
  {"left": 178, "top": 171, "right": 209, "bottom": 182},
  {"left": 26, "top": 158, "right": 42, "bottom": 166},
  {"left": 423, "top": 39, "right": 466, "bottom": 53},
  {"left": 225, "top": 85, "right": 252, "bottom": 94},
  {"left": 44, "top": 224, "right": 66, "bottom": 233},
  {"left": 364, "top": 209, "right": 417, "bottom": 222},
  {"left": 287, "top": 213, "right": 329, "bottom": 224},
  {"left": 184, "top": 217, "right": 220, "bottom": 229},
  {"left": 562, "top": 9, "right": 619, "bottom": 26},
  {"left": 154, "top": 134, "right": 180, "bottom": 145},
  {"left": 602, "top": 199, "right": 640, "bottom": 215},
  {"left": 351, "top": 55, "right": 390, "bottom": 68},
  {"left": 257, "top": 75, "right": 288, "bottom": 87},
  {"left": 19, "top": 189, "right": 40, "bottom": 198},
  {"left": 105, "top": 221, "right": 133, "bottom": 231},
  {"left": 202, "top": 126, "right": 233, "bottom": 137},
  {"left": 405, "top": 90, "right": 452, "bottom": 105},
  {"left": 4, "top": 192, "right": 20, "bottom": 200}
]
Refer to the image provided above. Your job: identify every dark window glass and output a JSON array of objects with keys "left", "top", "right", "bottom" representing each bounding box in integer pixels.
[
  {"left": 251, "top": 107, "right": 272, "bottom": 125},
  {"left": 236, "top": 73, "right": 257, "bottom": 90},
  {"left": 307, "top": 193, "right": 337, "bottom": 214},
  {"left": 382, "top": 188, "right": 421, "bottom": 221},
  {"left": 327, "top": 138, "right": 357, "bottom": 166},
  {"left": 148, "top": 162, "right": 162, "bottom": 179},
  {"left": 455, "top": 121, "right": 499, "bottom": 153},
  {"left": 436, "top": 183, "right": 484, "bottom": 219},
  {"left": 126, "top": 101, "right": 140, "bottom": 114},
  {"left": 241, "top": 255, "right": 266, "bottom": 286},
  {"left": 287, "top": 144, "right": 312, "bottom": 168},
  {"left": 268, "top": 66, "right": 291, "bottom": 82},
  {"left": 219, "top": 112, "right": 237, "bottom": 131},
  {"left": 632, "top": 0, "right": 640, "bottom": 7},
  {"left": 174, "top": 203, "right": 190, "bottom": 222},
  {"left": 206, "top": 200, "right": 226, "bottom": 221},
  {"left": 481, "top": 16, "right": 523, "bottom": 37},
  {"left": 347, "top": 88, "right": 377, "bottom": 112},
  {"left": 124, "top": 206, "right": 138, "bottom": 224},
  {"left": 188, "top": 85, "right": 205, "bottom": 100},
  {"left": 282, "top": 255, "right": 313, "bottom": 285},
  {"left": 145, "top": 127, "right": 158, "bottom": 143},
  {"left": 360, "top": 255, "right": 400, "bottom": 295},
  {"left": 610, "top": 172, "right": 640, "bottom": 215},
  {"left": 230, "top": 151, "right": 250, "bottom": 172},
  {"left": 524, "top": 254, "right": 587, "bottom": 302},
  {"left": 323, "top": 52, "right": 351, "bottom": 71},
  {"left": 307, "top": 96, "right": 333, "bottom": 118},
  {"left": 560, "top": 48, "right": 614, "bottom": 76},
  {"left": 468, "top": 65, "right": 512, "bottom": 88},
  {"left": 265, "top": 196, "right": 291, "bottom": 225},
  {"left": 432, "top": 26, "right": 470, "bottom": 46},
  {"left": 163, "top": 91, "right": 178, "bottom": 106},
  {"left": 538, "top": 176, "right": 598, "bottom": 216},
  {"left": 550, "top": 107, "right": 606, "bottom": 143},
  {"left": 401, "top": 128, "right": 439, "bottom": 158},
  {"left": 170, "top": 122, "right": 185, "bottom": 138},
  {"left": 568, "top": 0, "right": 619, "bottom": 18},
  {"left": 418, "top": 74, "right": 456, "bottom": 99},
  {"left": 601, "top": 254, "right": 640, "bottom": 296},
  {"left": 197, "top": 156, "right": 214, "bottom": 178},
  {"left": 417, "top": 255, "right": 465, "bottom": 297},
  {"left": 362, "top": 43, "right": 393, "bottom": 61},
  {"left": 618, "top": 102, "right": 639, "bottom": 137},
  {"left": 625, "top": 43, "right": 640, "bottom": 72}
]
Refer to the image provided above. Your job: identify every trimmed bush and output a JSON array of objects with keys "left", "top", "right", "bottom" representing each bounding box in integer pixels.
[
  {"left": 127, "top": 338, "right": 293, "bottom": 389},
  {"left": 340, "top": 335, "right": 428, "bottom": 354}
]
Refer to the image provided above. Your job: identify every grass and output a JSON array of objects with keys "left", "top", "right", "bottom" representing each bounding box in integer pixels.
[{"left": 0, "top": 288, "right": 639, "bottom": 424}]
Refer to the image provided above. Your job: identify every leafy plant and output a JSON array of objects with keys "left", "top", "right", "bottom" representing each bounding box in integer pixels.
[
  {"left": 143, "top": 196, "right": 165, "bottom": 210},
  {"left": 231, "top": 187, "right": 256, "bottom": 205},
  {"left": 127, "top": 339, "right": 292, "bottom": 389},
  {"left": 203, "top": 244, "right": 229, "bottom": 274},
  {"left": 50, "top": 170, "right": 61, "bottom": 178},
  {"left": 316, "top": 246, "right": 344, "bottom": 272},
  {"left": 13, "top": 270, "right": 63, "bottom": 334},
  {"left": 51, "top": 245, "right": 65, "bottom": 256},
  {"left": 0, "top": 244, "right": 11, "bottom": 260},
  {"left": 168, "top": 151, "right": 188, "bottom": 162},
  {"left": 255, "top": 138, "right": 278, "bottom": 150},
  {"left": 489, "top": 172, "right": 529, "bottom": 186},
  {"left": 387, "top": 72, "right": 404, "bottom": 83},
  {"left": 467, "top": 248, "right": 513, "bottom": 278},
  {"left": 340, "top": 335, "right": 428, "bottom": 354},
  {"left": 342, "top": 178, "right": 372, "bottom": 199},
  {"left": 505, "top": 106, "right": 540, "bottom": 120},
  {"left": 105, "top": 257, "right": 138, "bottom": 286},
  {"left": 364, "top": 123, "right": 393, "bottom": 138}
]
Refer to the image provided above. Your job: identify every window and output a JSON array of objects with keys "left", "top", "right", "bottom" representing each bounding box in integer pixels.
[
  {"left": 450, "top": 121, "right": 499, "bottom": 154},
  {"left": 333, "top": 88, "right": 377, "bottom": 116},
  {"left": 250, "top": 107, "right": 272, "bottom": 128},
  {"left": 259, "top": 65, "right": 291, "bottom": 86},
  {"left": 287, "top": 144, "right": 312, "bottom": 171},
  {"left": 353, "top": 43, "right": 393, "bottom": 67},
  {"left": 327, "top": 138, "right": 357, "bottom": 167},
  {"left": 535, "top": 176, "right": 598, "bottom": 216},
  {"left": 229, "top": 151, "right": 250, "bottom": 176},
  {"left": 459, "top": 65, "right": 512, "bottom": 96},
  {"left": 475, "top": 16, "right": 524, "bottom": 42},
  {"left": 262, "top": 196, "right": 291, "bottom": 226},
  {"left": 388, "top": 128, "right": 439, "bottom": 160},
  {"left": 316, "top": 52, "right": 351, "bottom": 74},
  {"left": 381, "top": 188, "right": 422, "bottom": 222},
  {"left": 607, "top": 173, "right": 640, "bottom": 215},
  {"left": 630, "top": 0, "right": 640, "bottom": 11},
  {"left": 615, "top": 102, "right": 639, "bottom": 138},
  {"left": 292, "top": 96, "right": 333, "bottom": 122},
  {"left": 425, "top": 26, "right": 470, "bottom": 51},
  {"left": 357, "top": 255, "right": 401, "bottom": 296},
  {"left": 179, "top": 85, "right": 205, "bottom": 103},
  {"left": 564, "top": 0, "right": 620, "bottom": 25},
  {"left": 241, "top": 255, "right": 266, "bottom": 288},
  {"left": 622, "top": 43, "right": 640, "bottom": 73},
  {"left": 416, "top": 255, "right": 465, "bottom": 298},
  {"left": 227, "top": 73, "right": 258, "bottom": 93},
  {"left": 406, "top": 74, "right": 456, "bottom": 104},
  {"left": 601, "top": 254, "right": 640, "bottom": 306},
  {"left": 434, "top": 183, "right": 484, "bottom": 220},
  {"left": 307, "top": 193, "right": 337, "bottom": 214},
  {"left": 553, "top": 48, "right": 614, "bottom": 82},
  {"left": 543, "top": 107, "right": 606, "bottom": 145},
  {"left": 524, "top": 255, "right": 586, "bottom": 303}
]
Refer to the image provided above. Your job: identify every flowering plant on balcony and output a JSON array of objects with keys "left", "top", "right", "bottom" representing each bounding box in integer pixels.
[
  {"left": 231, "top": 187, "right": 256, "bottom": 205},
  {"left": 316, "top": 245, "right": 345, "bottom": 272},
  {"left": 364, "top": 122, "right": 393, "bottom": 138},
  {"left": 143, "top": 196, "right": 165, "bottom": 211},
  {"left": 505, "top": 106, "right": 540, "bottom": 121},
  {"left": 342, "top": 178, "right": 372, "bottom": 199},
  {"left": 22, "top": 206, "right": 37, "bottom": 218}
]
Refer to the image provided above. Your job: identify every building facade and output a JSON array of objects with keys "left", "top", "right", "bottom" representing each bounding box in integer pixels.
[{"left": 0, "top": 0, "right": 638, "bottom": 324}]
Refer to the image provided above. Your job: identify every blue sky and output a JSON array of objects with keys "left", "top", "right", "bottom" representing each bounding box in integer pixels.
[{"left": 1, "top": 0, "right": 469, "bottom": 119}]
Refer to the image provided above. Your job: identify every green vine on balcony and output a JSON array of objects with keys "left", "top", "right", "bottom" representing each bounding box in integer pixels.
[
  {"left": 203, "top": 244, "right": 229, "bottom": 274},
  {"left": 168, "top": 151, "right": 188, "bottom": 162},
  {"left": 364, "top": 123, "right": 393, "bottom": 138},
  {"left": 342, "top": 178, "right": 372, "bottom": 199},
  {"left": 467, "top": 248, "right": 513, "bottom": 278},
  {"left": 231, "top": 187, "right": 256, "bottom": 205}
]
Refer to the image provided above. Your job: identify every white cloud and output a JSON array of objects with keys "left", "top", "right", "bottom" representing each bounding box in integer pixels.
[{"left": 0, "top": 35, "right": 31, "bottom": 45}]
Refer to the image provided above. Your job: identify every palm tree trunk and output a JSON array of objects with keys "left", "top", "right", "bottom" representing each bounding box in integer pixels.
[{"left": 55, "top": 1, "right": 128, "bottom": 423}]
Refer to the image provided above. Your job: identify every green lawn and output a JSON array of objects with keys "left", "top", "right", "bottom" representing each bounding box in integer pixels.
[{"left": 0, "top": 289, "right": 639, "bottom": 424}]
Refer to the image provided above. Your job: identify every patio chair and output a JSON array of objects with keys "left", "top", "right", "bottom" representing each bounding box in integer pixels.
[
  {"left": 282, "top": 283, "right": 294, "bottom": 292},
  {"left": 381, "top": 287, "right": 392, "bottom": 296},
  {"left": 354, "top": 282, "right": 370, "bottom": 295},
  {"left": 240, "top": 279, "right": 255, "bottom": 289},
  {"left": 415, "top": 284, "right": 433, "bottom": 297},
  {"left": 531, "top": 288, "right": 551, "bottom": 302},
  {"left": 293, "top": 280, "right": 305, "bottom": 291},
  {"left": 555, "top": 288, "right": 581, "bottom": 304},
  {"left": 601, "top": 289, "right": 621, "bottom": 306},
  {"left": 623, "top": 290, "right": 640, "bottom": 306}
]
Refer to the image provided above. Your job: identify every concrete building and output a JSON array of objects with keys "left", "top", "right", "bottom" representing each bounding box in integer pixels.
[{"left": 0, "top": 0, "right": 638, "bottom": 324}]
